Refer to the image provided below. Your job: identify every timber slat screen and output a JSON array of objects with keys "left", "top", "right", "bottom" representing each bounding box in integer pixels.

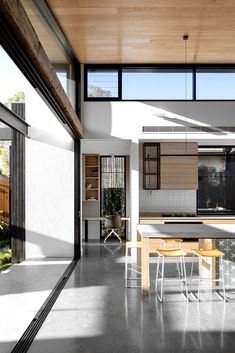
[{"left": 0, "top": 179, "right": 9, "bottom": 220}]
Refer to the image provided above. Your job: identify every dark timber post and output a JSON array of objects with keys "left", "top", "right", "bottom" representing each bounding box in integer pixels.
[{"left": 11, "top": 103, "right": 25, "bottom": 263}]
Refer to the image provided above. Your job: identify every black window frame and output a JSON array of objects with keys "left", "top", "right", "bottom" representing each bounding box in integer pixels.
[
  {"left": 99, "top": 155, "right": 127, "bottom": 240},
  {"left": 84, "top": 64, "right": 235, "bottom": 102}
]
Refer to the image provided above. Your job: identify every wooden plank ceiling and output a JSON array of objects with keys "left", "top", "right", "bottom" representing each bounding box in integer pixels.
[{"left": 43, "top": 0, "right": 235, "bottom": 64}]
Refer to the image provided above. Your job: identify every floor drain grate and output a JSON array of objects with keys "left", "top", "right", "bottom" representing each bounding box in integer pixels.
[{"left": 11, "top": 260, "right": 78, "bottom": 353}]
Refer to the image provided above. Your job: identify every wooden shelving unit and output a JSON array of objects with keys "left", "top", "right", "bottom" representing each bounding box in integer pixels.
[{"left": 83, "top": 154, "right": 100, "bottom": 201}]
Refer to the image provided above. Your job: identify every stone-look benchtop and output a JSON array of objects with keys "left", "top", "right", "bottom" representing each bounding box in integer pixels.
[{"left": 137, "top": 223, "right": 235, "bottom": 239}]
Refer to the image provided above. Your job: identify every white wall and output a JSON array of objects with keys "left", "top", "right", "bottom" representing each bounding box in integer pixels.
[
  {"left": 82, "top": 99, "right": 235, "bottom": 242},
  {"left": 83, "top": 101, "right": 235, "bottom": 143},
  {"left": 25, "top": 90, "right": 74, "bottom": 258}
]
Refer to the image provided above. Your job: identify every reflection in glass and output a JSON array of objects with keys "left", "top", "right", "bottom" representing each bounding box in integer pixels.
[
  {"left": 198, "top": 147, "right": 235, "bottom": 215},
  {"left": 87, "top": 69, "right": 119, "bottom": 98}
]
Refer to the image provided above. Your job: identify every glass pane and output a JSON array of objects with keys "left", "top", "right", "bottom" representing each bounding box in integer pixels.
[
  {"left": 21, "top": 0, "right": 76, "bottom": 108},
  {"left": 87, "top": 69, "right": 118, "bottom": 98},
  {"left": 100, "top": 156, "right": 126, "bottom": 240},
  {"left": 145, "top": 160, "right": 158, "bottom": 174},
  {"left": 122, "top": 69, "right": 193, "bottom": 100},
  {"left": 198, "top": 149, "right": 235, "bottom": 214},
  {"left": 144, "top": 175, "right": 158, "bottom": 189},
  {"left": 145, "top": 145, "right": 158, "bottom": 158},
  {"left": 196, "top": 69, "right": 235, "bottom": 100}
]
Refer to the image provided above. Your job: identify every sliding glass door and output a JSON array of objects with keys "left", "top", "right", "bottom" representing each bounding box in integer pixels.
[{"left": 100, "top": 156, "right": 126, "bottom": 240}]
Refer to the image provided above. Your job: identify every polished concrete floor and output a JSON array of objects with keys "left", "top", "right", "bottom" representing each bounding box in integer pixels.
[
  {"left": 23, "top": 243, "right": 235, "bottom": 353},
  {"left": 0, "top": 258, "right": 72, "bottom": 353}
]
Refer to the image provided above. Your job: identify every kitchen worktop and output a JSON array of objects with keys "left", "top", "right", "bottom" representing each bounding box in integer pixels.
[
  {"left": 139, "top": 213, "right": 235, "bottom": 220},
  {"left": 137, "top": 223, "right": 235, "bottom": 238}
]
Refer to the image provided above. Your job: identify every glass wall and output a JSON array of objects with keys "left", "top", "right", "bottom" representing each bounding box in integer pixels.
[{"left": 21, "top": 0, "right": 76, "bottom": 108}]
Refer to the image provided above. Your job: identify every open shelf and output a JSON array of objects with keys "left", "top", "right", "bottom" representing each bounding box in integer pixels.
[{"left": 83, "top": 154, "right": 100, "bottom": 201}]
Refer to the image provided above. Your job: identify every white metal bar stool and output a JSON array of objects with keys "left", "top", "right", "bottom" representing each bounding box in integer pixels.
[
  {"left": 125, "top": 241, "right": 142, "bottom": 287},
  {"left": 155, "top": 249, "right": 189, "bottom": 302},
  {"left": 190, "top": 249, "right": 226, "bottom": 301},
  {"left": 161, "top": 238, "right": 183, "bottom": 250},
  {"left": 160, "top": 239, "right": 183, "bottom": 279}
]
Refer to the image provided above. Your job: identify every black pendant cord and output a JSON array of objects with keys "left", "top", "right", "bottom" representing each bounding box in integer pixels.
[{"left": 11, "top": 260, "right": 78, "bottom": 353}]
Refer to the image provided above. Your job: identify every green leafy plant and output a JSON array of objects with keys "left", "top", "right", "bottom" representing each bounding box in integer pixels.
[
  {"left": 0, "top": 239, "right": 10, "bottom": 249},
  {"left": 101, "top": 187, "right": 125, "bottom": 238},
  {"left": 0, "top": 248, "right": 11, "bottom": 272}
]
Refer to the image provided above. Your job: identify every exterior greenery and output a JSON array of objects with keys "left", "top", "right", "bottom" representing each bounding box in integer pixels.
[{"left": 0, "top": 249, "right": 11, "bottom": 272}]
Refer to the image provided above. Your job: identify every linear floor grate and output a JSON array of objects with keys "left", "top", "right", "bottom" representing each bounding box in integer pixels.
[{"left": 11, "top": 260, "right": 78, "bottom": 353}]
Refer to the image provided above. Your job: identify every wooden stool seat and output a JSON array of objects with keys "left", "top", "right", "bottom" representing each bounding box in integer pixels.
[
  {"left": 157, "top": 249, "right": 187, "bottom": 257},
  {"left": 126, "top": 241, "right": 142, "bottom": 249},
  {"left": 161, "top": 238, "right": 183, "bottom": 250},
  {"left": 193, "top": 249, "right": 225, "bottom": 258},
  {"left": 162, "top": 239, "right": 183, "bottom": 244}
]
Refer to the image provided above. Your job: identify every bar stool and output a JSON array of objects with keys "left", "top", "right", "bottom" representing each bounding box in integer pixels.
[
  {"left": 125, "top": 241, "right": 142, "bottom": 287},
  {"left": 160, "top": 239, "right": 183, "bottom": 277},
  {"left": 161, "top": 238, "right": 183, "bottom": 249},
  {"left": 155, "top": 248, "right": 188, "bottom": 302},
  {"left": 190, "top": 249, "right": 226, "bottom": 301}
]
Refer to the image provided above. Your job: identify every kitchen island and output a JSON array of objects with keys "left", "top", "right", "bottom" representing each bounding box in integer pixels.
[{"left": 137, "top": 223, "right": 235, "bottom": 295}]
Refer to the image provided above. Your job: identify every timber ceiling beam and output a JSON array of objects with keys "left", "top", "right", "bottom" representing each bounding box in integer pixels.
[{"left": 0, "top": 0, "right": 83, "bottom": 138}]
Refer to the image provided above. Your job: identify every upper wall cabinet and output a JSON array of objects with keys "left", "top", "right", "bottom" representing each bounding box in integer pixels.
[
  {"left": 143, "top": 143, "right": 160, "bottom": 190},
  {"left": 160, "top": 142, "right": 198, "bottom": 190}
]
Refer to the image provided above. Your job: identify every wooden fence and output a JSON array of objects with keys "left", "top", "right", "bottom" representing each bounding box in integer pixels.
[{"left": 0, "top": 178, "right": 9, "bottom": 220}]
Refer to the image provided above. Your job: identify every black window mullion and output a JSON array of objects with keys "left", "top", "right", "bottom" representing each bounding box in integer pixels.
[
  {"left": 193, "top": 67, "right": 196, "bottom": 100},
  {"left": 119, "top": 66, "right": 122, "bottom": 100}
]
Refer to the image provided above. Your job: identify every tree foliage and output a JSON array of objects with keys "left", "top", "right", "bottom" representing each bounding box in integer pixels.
[
  {"left": 88, "top": 85, "right": 111, "bottom": 97},
  {"left": 4, "top": 91, "right": 25, "bottom": 108}
]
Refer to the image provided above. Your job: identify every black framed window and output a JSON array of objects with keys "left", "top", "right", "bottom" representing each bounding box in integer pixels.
[
  {"left": 84, "top": 64, "right": 235, "bottom": 101},
  {"left": 122, "top": 68, "right": 193, "bottom": 100},
  {"left": 196, "top": 69, "right": 235, "bottom": 100}
]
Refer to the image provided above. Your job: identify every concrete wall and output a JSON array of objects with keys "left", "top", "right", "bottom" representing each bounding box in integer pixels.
[{"left": 25, "top": 89, "right": 74, "bottom": 258}]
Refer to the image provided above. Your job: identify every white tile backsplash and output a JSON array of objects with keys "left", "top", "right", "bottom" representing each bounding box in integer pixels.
[{"left": 139, "top": 189, "right": 197, "bottom": 213}]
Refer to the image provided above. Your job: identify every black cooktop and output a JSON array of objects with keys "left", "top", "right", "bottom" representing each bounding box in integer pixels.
[{"left": 162, "top": 213, "right": 197, "bottom": 217}]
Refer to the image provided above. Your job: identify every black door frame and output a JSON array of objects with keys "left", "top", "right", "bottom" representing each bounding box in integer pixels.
[
  {"left": 100, "top": 155, "right": 127, "bottom": 241},
  {"left": 74, "top": 139, "right": 81, "bottom": 259}
]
